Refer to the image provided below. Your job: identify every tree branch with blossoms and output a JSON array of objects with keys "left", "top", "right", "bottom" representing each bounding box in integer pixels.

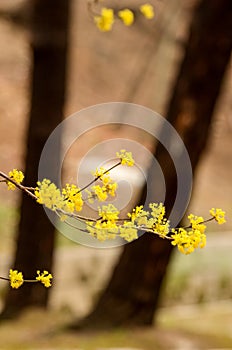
[
  {"left": 0, "top": 270, "right": 52, "bottom": 290},
  {"left": 87, "top": 1, "right": 155, "bottom": 32},
  {"left": 0, "top": 149, "right": 227, "bottom": 288}
]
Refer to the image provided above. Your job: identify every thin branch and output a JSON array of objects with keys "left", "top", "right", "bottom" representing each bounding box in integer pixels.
[
  {"left": 0, "top": 276, "right": 39, "bottom": 283},
  {"left": 0, "top": 171, "right": 37, "bottom": 199},
  {"left": 55, "top": 208, "right": 98, "bottom": 222},
  {"left": 78, "top": 161, "right": 121, "bottom": 193}
]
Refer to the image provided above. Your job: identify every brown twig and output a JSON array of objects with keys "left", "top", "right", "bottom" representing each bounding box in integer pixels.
[{"left": 0, "top": 171, "right": 37, "bottom": 199}]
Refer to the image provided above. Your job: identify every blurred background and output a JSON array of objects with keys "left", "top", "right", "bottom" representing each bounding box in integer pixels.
[{"left": 0, "top": 0, "right": 232, "bottom": 348}]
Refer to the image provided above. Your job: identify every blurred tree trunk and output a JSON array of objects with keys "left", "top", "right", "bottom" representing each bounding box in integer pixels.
[
  {"left": 73, "top": 0, "right": 232, "bottom": 329},
  {"left": 1, "top": 0, "right": 70, "bottom": 318}
]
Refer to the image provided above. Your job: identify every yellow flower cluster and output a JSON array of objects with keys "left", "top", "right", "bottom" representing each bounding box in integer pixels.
[
  {"left": 35, "top": 179, "right": 83, "bottom": 215},
  {"left": 87, "top": 204, "right": 119, "bottom": 241},
  {"left": 36, "top": 270, "right": 53, "bottom": 287},
  {"left": 94, "top": 8, "right": 114, "bottom": 32},
  {"left": 171, "top": 214, "right": 207, "bottom": 255},
  {"left": 116, "top": 149, "right": 135, "bottom": 166},
  {"left": 7, "top": 169, "right": 24, "bottom": 190},
  {"left": 99, "top": 203, "right": 119, "bottom": 222},
  {"left": 35, "top": 179, "right": 63, "bottom": 210},
  {"left": 140, "top": 4, "right": 155, "bottom": 19},
  {"left": 119, "top": 221, "right": 138, "bottom": 242},
  {"left": 86, "top": 202, "right": 170, "bottom": 243},
  {"left": 148, "top": 203, "right": 170, "bottom": 236},
  {"left": 9, "top": 269, "right": 52, "bottom": 289},
  {"left": 85, "top": 202, "right": 227, "bottom": 252},
  {"left": 93, "top": 3, "right": 154, "bottom": 32},
  {"left": 9, "top": 269, "right": 24, "bottom": 289},
  {"left": 210, "top": 208, "right": 226, "bottom": 224},
  {"left": 118, "top": 9, "right": 134, "bottom": 26},
  {"left": 127, "top": 203, "right": 170, "bottom": 237},
  {"left": 86, "top": 203, "right": 139, "bottom": 242},
  {"left": 128, "top": 205, "right": 149, "bottom": 226},
  {"left": 86, "top": 167, "right": 118, "bottom": 203},
  {"left": 62, "top": 184, "right": 83, "bottom": 212}
]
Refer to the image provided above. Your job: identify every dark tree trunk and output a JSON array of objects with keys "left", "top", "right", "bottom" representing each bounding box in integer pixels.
[
  {"left": 72, "top": 0, "right": 232, "bottom": 329},
  {"left": 2, "top": 0, "right": 70, "bottom": 318}
]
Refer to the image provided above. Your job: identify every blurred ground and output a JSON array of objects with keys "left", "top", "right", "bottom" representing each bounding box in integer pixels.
[
  {"left": 0, "top": 0, "right": 232, "bottom": 348},
  {"left": 0, "top": 301, "right": 232, "bottom": 349}
]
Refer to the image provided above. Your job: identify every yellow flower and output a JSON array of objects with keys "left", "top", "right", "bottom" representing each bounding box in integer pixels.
[
  {"left": 93, "top": 167, "right": 110, "bottom": 185},
  {"left": 210, "top": 208, "right": 226, "bottom": 224},
  {"left": 96, "top": 221, "right": 118, "bottom": 241},
  {"left": 105, "top": 182, "right": 117, "bottom": 197},
  {"left": 35, "top": 180, "right": 85, "bottom": 215},
  {"left": 146, "top": 203, "right": 170, "bottom": 236},
  {"left": 9, "top": 269, "right": 24, "bottom": 289},
  {"left": 86, "top": 204, "right": 120, "bottom": 241},
  {"left": 36, "top": 270, "right": 53, "bottom": 288},
  {"left": 140, "top": 4, "right": 155, "bottom": 19},
  {"left": 62, "top": 184, "right": 83, "bottom": 212},
  {"left": 90, "top": 168, "right": 118, "bottom": 202},
  {"left": 7, "top": 169, "right": 24, "bottom": 190},
  {"left": 94, "top": 8, "right": 114, "bottom": 32},
  {"left": 118, "top": 9, "right": 134, "bottom": 26},
  {"left": 91, "top": 185, "right": 108, "bottom": 201},
  {"left": 86, "top": 220, "right": 118, "bottom": 241},
  {"left": 120, "top": 222, "right": 138, "bottom": 242},
  {"left": 171, "top": 227, "right": 206, "bottom": 255},
  {"left": 128, "top": 205, "right": 149, "bottom": 226},
  {"left": 149, "top": 203, "right": 165, "bottom": 221},
  {"left": 35, "top": 179, "right": 64, "bottom": 210},
  {"left": 153, "top": 222, "right": 170, "bottom": 237},
  {"left": 116, "top": 149, "right": 135, "bottom": 166},
  {"left": 99, "top": 204, "right": 119, "bottom": 222},
  {"left": 188, "top": 214, "right": 206, "bottom": 233}
]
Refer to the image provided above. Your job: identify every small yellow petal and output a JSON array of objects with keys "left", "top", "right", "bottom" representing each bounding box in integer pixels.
[
  {"left": 118, "top": 9, "right": 134, "bottom": 26},
  {"left": 9, "top": 269, "right": 24, "bottom": 289},
  {"left": 140, "top": 4, "right": 155, "bottom": 19}
]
